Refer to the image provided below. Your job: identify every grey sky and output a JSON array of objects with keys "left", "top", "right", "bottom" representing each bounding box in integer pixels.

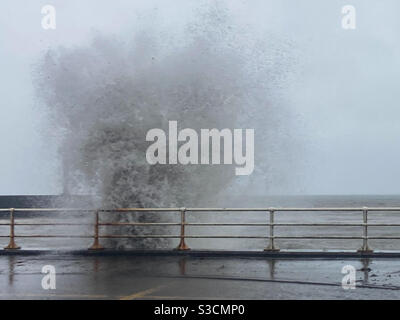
[{"left": 0, "top": 0, "right": 399, "bottom": 195}]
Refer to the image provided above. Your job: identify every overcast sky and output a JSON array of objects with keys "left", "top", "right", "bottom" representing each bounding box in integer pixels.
[{"left": 0, "top": 0, "right": 399, "bottom": 195}]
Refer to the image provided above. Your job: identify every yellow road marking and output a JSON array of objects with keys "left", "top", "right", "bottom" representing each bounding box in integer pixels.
[{"left": 120, "top": 284, "right": 168, "bottom": 300}]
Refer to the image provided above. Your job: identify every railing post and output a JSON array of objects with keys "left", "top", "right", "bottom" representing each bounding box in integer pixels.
[
  {"left": 176, "top": 207, "right": 190, "bottom": 250},
  {"left": 89, "top": 210, "right": 104, "bottom": 250},
  {"left": 4, "top": 208, "right": 20, "bottom": 250},
  {"left": 358, "top": 207, "right": 372, "bottom": 253},
  {"left": 264, "top": 209, "right": 279, "bottom": 252}
]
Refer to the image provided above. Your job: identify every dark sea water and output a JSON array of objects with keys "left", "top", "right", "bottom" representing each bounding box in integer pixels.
[
  {"left": 193, "top": 195, "right": 400, "bottom": 251},
  {"left": 227, "top": 194, "right": 400, "bottom": 208}
]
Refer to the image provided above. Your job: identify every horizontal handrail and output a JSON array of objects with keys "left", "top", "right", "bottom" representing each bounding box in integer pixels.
[
  {"left": 1, "top": 206, "right": 400, "bottom": 252},
  {"left": 4, "top": 207, "right": 400, "bottom": 211}
]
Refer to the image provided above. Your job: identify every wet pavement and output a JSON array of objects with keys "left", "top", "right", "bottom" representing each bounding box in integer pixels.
[{"left": 1, "top": 252, "right": 400, "bottom": 299}]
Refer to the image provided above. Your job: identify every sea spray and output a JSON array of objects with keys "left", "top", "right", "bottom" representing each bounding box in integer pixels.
[{"left": 33, "top": 6, "right": 297, "bottom": 248}]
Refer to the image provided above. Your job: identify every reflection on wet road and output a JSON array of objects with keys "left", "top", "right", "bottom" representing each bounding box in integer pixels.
[{"left": 2, "top": 254, "right": 400, "bottom": 299}]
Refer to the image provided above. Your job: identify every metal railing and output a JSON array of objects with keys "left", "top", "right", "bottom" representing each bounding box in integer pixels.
[{"left": 1, "top": 206, "right": 400, "bottom": 252}]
